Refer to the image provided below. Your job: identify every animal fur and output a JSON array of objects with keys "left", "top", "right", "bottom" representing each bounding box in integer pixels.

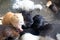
[
  {"left": 0, "top": 25, "right": 19, "bottom": 40},
  {"left": 31, "top": 15, "right": 53, "bottom": 36},
  {"left": 20, "top": 33, "right": 40, "bottom": 40},
  {"left": 20, "top": 33, "right": 55, "bottom": 40},
  {"left": 12, "top": 0, "right": 43, "bottom": 11},
  {"left": 12, "top": 0, "right": 42, "bottom": 28},
  {"left": 20, "top": 15, "right": 53, "bottom": 40},
  {"left": 20, "top": 11, "right": 33, "bottom": 28},
  {"left": 2, "top": 12, "right": 25, "bottom": 31},
  {"left": 12, "top": 0, "right": 43, "bottom": 28}
]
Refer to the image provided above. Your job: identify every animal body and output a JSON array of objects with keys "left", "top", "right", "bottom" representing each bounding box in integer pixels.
[
  {"left": 31, "top": 15, "right": 53, "bottom": 36},
  {"left": 2, "top": 12, "right": 25, "bottom": 32},
  {"left": 0, "top": 25, "right": 19, "bottom": 40},
  {"left": 20, "top": 15, "right": 53, "bottom": 40},
  {"left": 1, "top": 11, "right": 33, "bottom": 40}
]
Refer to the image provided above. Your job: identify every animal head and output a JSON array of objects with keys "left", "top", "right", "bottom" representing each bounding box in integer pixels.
[
  {"left": 2, "top": 12, "right": 25, "bottom": 32},
  {"left": 10, "top": 13, "right": 25, "bottom": 31},
  {"left": 2, "top": 12, "right": 14, "bottom": 25}
]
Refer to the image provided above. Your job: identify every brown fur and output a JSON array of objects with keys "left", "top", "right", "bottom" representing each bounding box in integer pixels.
[
  {"left": 2, "top": 12, "right": 14, "bottom": 25},
  {"left": 0, "top": 25, "right": 19, "bottom": 40}
]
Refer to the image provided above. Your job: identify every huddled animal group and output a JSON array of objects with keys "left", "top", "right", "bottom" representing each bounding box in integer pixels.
[
  {"left": 1, "top": 11, "right": 53, "bottom": 40},
  {"left": 0, "top": 12, "right": 25, "bottom": 40},
  {"left": 0, "top": 0, "right": 55, "bottom": 40}
]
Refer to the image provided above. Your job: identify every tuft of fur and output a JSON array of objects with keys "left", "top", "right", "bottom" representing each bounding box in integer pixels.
[
  {"left": 20, "top": 33, "right": 40, "bottom": 40},
  {"left": 12, "top": 0, "right": 43, "bottom": 11},
  {"left": 56, "top": 33, "right": 60, "bottom": 40}
]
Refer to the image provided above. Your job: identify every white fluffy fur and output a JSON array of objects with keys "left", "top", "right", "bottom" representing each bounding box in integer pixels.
[
  {"left": 56, "top": 33, "right": 60, "bottom": 40},
  {"left": 15, "top": 13, "right": 25, "bottom": 25},
  {"left": 20, "top": 33, "right": 40, "bottom": 40},
  {"left": 20, "top": 33, "right": 55, "bottom": 40},
  {"left": 12, "top": 0, "right": 43, "bottom": 11}
]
